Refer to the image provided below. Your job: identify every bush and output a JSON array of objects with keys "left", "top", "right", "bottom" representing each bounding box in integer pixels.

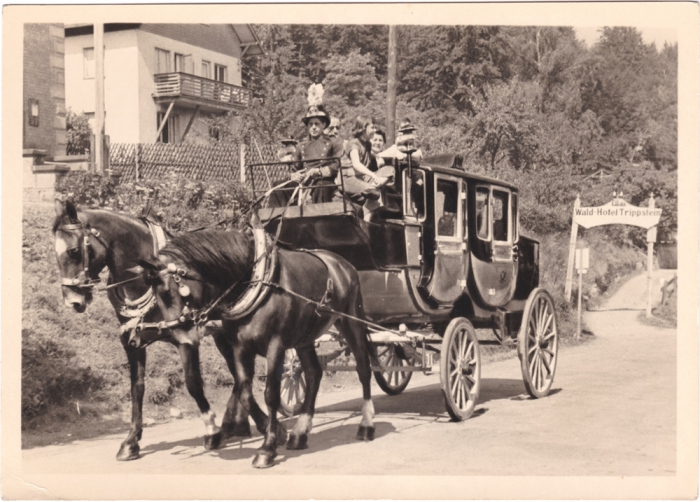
[
  {"left": 56, "top": 171, "right": 254, "bottom": 232},
  {"left": 66, "top": 109, "right": 91, "bottom": 155}
]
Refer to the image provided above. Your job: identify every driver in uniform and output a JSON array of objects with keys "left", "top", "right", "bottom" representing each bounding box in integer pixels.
[{"left": 293, "top": 104, "right": 344, "bottom": 204}]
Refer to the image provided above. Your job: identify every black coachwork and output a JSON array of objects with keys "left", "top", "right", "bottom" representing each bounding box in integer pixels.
[{"left": 257, "top": 154, "right": 540, "bottom": 328}]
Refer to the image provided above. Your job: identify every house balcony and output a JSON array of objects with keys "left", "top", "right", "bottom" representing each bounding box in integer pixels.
[{"left": 152, "top": 72, "right": 252, "bottom": 113}]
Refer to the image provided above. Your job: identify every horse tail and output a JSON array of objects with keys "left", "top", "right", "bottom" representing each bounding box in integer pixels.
[{"left": 351, "top": 284, "right": 382, "bottom": 370}]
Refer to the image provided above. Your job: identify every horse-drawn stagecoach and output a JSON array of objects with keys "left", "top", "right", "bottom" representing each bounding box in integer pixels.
[
  {"left": 253, "top": 153, "right": 558, "bottom": 421},
  {"left": 52, "top": 150, "right": 558, "bottom": 467}
]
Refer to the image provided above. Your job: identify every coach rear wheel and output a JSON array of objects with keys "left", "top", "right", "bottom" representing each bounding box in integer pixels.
[
  {"left": 440, "top": 317, "right": 481, "bottom": 421},
  {"left": 279, "top": 349, "right": 306, "bottom": 417},
  {"left": 373, "top": 344, "right": 413, "bottom": 395},
  {"left": 518, "top": 288, "right": 559, "bottom": 398}
]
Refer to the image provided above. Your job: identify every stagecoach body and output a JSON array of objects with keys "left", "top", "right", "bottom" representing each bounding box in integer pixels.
[
  {"left": 258, "top": 154, "right": 539, "bottom": 331},
  {"left": 255, "top": 154, "right": 558, "bottom": 420}
]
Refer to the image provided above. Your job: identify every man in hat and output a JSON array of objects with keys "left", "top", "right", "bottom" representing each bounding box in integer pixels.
[
  {"left": 291, "top": 104, "right": 344, "bottom": 204},
  {"left": 276, "top": 138, "right": 298, "bottom": 163},
  {"left": 377, "top": 118, "right": 424, "bottom": 163}
]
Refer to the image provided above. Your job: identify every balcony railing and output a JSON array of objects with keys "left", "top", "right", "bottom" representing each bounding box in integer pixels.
[{"left": 153, "top": 72, "right": 251, "bottom": 108}]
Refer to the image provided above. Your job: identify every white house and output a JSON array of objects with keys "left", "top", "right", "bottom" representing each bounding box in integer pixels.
[{"left": 64, "top": 23, "right": 262, "bottom": 144}]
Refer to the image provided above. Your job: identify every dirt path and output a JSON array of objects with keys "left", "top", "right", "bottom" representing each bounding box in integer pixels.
[{"left": 19, "top": 270, "right": 677, "bottom": 495}]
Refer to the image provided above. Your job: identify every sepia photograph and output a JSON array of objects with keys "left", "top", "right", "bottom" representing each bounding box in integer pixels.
[{"left": 3, "top": 2, "right": 698, "bottom": 500}]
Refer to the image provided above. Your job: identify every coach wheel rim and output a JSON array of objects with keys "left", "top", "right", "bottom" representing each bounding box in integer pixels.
[
  {"left": 279, "top": 349, "right": 306, "bottom": 417},
  {"left": 373, "top": 344, "right": 413, "bottom": 395},
  {"left": 440, "top": 317, "right": 481, "bottom": 421},
  {"left": 518, "top": 288, "right": 559, "bottom": 398}
]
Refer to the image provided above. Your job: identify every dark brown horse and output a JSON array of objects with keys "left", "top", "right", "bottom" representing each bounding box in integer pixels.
[
  {"left": 138, "top": 225, "right": 377, "bottom": 468},
  {"left": 51, "top": 200, "right": 265, "bottom": 460}
]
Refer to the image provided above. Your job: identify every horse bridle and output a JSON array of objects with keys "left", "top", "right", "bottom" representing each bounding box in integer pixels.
[{"left": 57, "top": 222, "right": 105, "bottom": 289}]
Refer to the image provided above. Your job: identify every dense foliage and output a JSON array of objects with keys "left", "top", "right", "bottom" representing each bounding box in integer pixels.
[
  {"left": 56, "top": 171, "right": 254, "bottom": 232},
  {"left": 65, "top": 109, "right": 92, "bottom": 155},
  {"left": 192, "top": 25, "right": 676, "bottom": 240}
]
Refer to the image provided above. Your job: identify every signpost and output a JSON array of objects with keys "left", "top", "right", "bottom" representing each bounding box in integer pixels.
[
  {"left": 575, "top": 248, "right": 589, "bottom": 340},
  {"left": 564, "top": 194, "right": 662, "bottom": 318}
]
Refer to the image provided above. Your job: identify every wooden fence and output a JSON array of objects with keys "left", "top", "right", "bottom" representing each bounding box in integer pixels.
[
  {"left": 110, "top": 143, "right": 241, "bottom": 182},
  {"left": 109, "top": 141, "right": 299, "bottom": 192}
]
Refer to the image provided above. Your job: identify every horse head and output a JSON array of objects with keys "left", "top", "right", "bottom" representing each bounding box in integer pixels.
[{"left": 53, "top": 200, "right": 108, "bottom": 312}]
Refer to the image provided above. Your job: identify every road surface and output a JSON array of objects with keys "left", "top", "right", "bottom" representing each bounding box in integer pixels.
[{"left": 20, "top": 270, "right": 678, "bottom": 493}]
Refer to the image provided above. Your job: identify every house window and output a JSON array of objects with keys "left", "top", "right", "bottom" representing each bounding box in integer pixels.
[
  {"left": 201, "top": 60, "right": 210, "bottom": 79},
  {"left": 174, "top": 53, "right": 185, "bottom": 72},
  {"left": 155, "top": 48, "right": 171, "bottom": 74},
  {"left": 28, "top": 99, "right": 39, "bottom": 127},
  {"left": 83, "top": 47, "right": 95, "bottom": 79},
  {"left": 214, "top": 64, "right": 227, "bottom": 83}
]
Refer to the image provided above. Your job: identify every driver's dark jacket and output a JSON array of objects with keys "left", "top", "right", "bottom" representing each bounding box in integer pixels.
[{"left": 294, "top": 136, "right": 344, "bottom": 179}]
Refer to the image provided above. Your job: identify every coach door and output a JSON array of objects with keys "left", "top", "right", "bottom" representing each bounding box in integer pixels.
[
  {"left": 470, "top": 185, "right": 518, "bottom": 307},
  {"left": 424, "top": 175, "right": 467, "bottom": 304}
]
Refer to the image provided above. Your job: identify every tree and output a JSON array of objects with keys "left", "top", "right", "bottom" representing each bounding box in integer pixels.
[
  {"left": 399, "top": 26, "right": 508, "bottom": 115},
  {"left": 65, "top": 109, "right": 91, "bottom": 155},
  {"left": 467, "top": 80, "right": 540, "bottom": 170},
  {"left": 322, "top": 51, "right": 380, "bottom": 108}
]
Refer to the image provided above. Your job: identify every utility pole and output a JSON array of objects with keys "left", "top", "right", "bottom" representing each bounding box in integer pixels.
[
  {"left": 386, "top": 25, "right": 397, "bottom": 146},
  {"left": 94, "top": 23, "right": 106, "bottom": 175}
]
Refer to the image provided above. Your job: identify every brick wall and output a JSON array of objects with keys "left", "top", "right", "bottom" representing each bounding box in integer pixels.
[
  {"left": 139, "top": 24, "right": 242, "bottom": 58},
  {"left": 23, "top": 24, "right": 67, "bottom": 157}
]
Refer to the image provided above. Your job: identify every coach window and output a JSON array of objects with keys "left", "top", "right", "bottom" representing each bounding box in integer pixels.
[
  {"left": 435, "top": 178, "right": 460, "bottom": 239},
  {"left": 492, "top": 189, "right": 510, "bottom": 242},
  {"left": 475, "top": 186, "right": 490, "bottom": 240},
  {"left": 403, "top": 169, "right": 426, "bottom": 221},
  {"left": 512, "top": 192, "right": 519, "bottom": 243}
]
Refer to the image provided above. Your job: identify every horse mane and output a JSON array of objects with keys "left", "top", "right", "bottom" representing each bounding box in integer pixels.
[
  {"left": 53, "top": 207, "right": 146, "bottom": 235},
  {"left": 159, "top": 229, "right": 254, "bottom": 288}
]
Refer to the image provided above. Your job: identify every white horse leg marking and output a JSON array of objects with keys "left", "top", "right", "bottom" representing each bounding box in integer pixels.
[
  {"left": 360, "top": 399, "right": 375, "bottom": 427},
  {"left": 201, "top": 410, "right": 221, "bottom": 436},
  {"left": 291, "top": 414, "right": 313, "bottom": 436}
]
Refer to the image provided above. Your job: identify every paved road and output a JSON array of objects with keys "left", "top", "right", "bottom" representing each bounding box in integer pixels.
[{"left": 22, "top": 270, "right": 677, "bottom": 484}]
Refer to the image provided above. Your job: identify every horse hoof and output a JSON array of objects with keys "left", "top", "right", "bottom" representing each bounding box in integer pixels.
[
  {"left": 252, "top": 451, "right": 276, "bottom": 469},
  {"left": 276, "top": 422, "right": 288, "bottom": 443},
  {"left": 286, "top": 434, "right": 308, "bottom": 450},
  {"left": 116, "top": 442, "right": 140, "bottom": 461},
  {"left": 222, "top": 422, "right": 252, "bottom": 440},
  {"left": 356, "top": 425, "right": 375, "bottom": 442},
  {"left": 204, "top": 431, "right": 223, "bottom": 450}
]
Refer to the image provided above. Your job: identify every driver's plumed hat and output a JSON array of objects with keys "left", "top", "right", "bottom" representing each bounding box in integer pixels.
[{"left": 302, "top": 104, "right": 331, "bottom": 128}]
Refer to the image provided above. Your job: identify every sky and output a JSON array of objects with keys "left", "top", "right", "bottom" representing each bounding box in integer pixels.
[{"left": 575, "top": 26, "right": 678, "bottom": 48}]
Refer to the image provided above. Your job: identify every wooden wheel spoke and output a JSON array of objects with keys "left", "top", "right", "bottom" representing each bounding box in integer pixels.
[
  {"left": 540, "top": 352, "right": 552, "bottom": 376},
  {"left": 542, "top": 346, "right": 555, "bottom": 358},
  {"left": 543, "top": 330, "right": 557, "bottom": 342},
  {"left": 529, "top": 349, "right": 539, "bottom": 376},
  {"left": 542, "top": 312, "right": 553, "bottom": 335}
]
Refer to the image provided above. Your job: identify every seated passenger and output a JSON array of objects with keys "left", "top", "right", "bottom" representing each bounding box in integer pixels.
[
  {"left": 377, "top": 118, "right": 424, "bottom": 164},
  {"left": 339, "top": 116, "right": 392, "bottom": 219},
  {"left": 276, "top": 138, "right": 298, "bottom": 163}
]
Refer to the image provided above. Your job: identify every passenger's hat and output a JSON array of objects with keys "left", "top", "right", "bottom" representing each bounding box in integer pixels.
[
  {"left": 280, "top": 138, "right": 298, "bottom": 146},
  {"left": 397, "top": 119, "right": 417, "bottom": 135},
  {"left": 302, "top": 104, "right": 331, "bottom": 128}
]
